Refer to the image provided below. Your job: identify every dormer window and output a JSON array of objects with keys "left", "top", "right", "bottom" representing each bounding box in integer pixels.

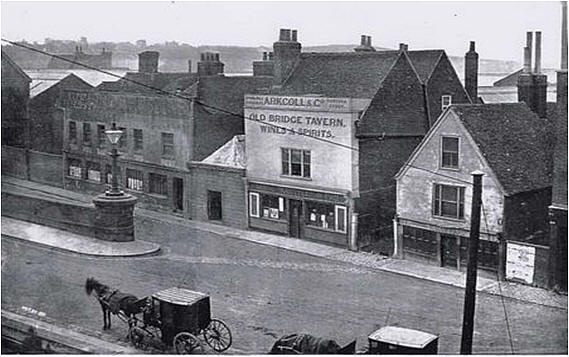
[
  {"left": 441, "top": 136, "right": 459, "bottom": 169},
  {"left": 442, "top": 95, "right": 452, "bottom": 111}
]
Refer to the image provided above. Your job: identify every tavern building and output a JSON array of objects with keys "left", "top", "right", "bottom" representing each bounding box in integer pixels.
[{"left": 243, "top": 29, "right": 473, "bottom": 249}]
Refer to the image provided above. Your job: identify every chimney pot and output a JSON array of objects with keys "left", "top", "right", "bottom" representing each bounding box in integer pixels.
[
  {"left": 367, "top": 36, "right": 372, "bottom": 47},
  {"left": 292, "top": 30, "right": 298, "bottom": 42},
  {"left": 523, "top": 46, "right": 531, "bottom": 73},
  {"left": 263, "top": 52, "right": 267, "bottom": 60},
  {"left": 469, "top": 41, "right": 475, "bottom": 52},
  {"left": 279, "top": 29, "right": 287, "bottom": 41},
  {"left": 361, "top": 35, "right": 367, "bottom": 46},
  {"left": 269, "top": 52, "right": 274, "bottom": 60},
  {"left": 399, "top": 43, "right": 408, "bottom": 51},
  {"left": 534, "top": 31, "right": 542, "bottom": 74},
  {"left": 188, "top": 60, "right": 192, "bottom": 72}
]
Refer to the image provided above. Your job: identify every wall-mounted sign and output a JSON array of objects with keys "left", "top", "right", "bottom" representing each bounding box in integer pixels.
[
  {"left": 245, "top": 95, "right": 351, "bottom": 112},
  {"left": 506, "top": 242, "right": 536, "bottom": 284}
]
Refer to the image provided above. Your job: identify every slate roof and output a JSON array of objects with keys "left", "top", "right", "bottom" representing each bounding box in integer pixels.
[
  {"left": 202, "top": 134, "right": 246, "bottom": 168},
  {"left": 30, "top": 73, "right": 92, "bottom": 99},
  {"left": 277, "top": 51, "right": 401, "bottom": 98},
  {"left": 452, "top": 103, "right": 555, "bottom": 195},
  {"left": 1, "top": 50, "right": 32, "bottom": 82}
]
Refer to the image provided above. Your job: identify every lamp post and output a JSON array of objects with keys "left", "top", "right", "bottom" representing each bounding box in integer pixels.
[
  {"left": 92, "top": 122, "right": 137, "bottom": 242},
  {"left": 105, "top": 123, "right": 123, "bottom": 196}
]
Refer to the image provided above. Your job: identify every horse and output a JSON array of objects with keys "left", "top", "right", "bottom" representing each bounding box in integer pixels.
[
  {"left": 269, "top": 333, "right": 357, "bottom": 354},
  {"left": 85, "top": 277, "right": 140, "bottom": 330}
]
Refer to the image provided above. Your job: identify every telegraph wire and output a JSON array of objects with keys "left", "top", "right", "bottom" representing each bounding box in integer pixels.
[
  {"left": 481, "top": 202, "right": 515, "bottom": 354},
  {"left": 6, "top": 39, "right": 520, "bottom": 348},
  {"left": 2, "top": 38, "right": 358, "bottom": 152},
  {"left": 3, "top": 39, "right": 472, "bottom": 187}
]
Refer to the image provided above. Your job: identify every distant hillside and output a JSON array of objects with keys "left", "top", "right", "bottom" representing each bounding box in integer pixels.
[{"left": 2, "top": 40, "right": 519, "bottom": 75}]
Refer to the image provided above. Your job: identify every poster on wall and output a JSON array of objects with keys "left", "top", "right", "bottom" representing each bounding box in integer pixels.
[{"left": 506, "top": 242, "right": 536, "bottom": 284}]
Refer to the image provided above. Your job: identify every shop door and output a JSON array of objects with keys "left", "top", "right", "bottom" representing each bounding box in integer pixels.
[
  {"left": 289, "top": 200, "right": 302, "bottom": 238},
  {"left": 173, "top": 178, "right": 184, "bottom": 211},
  {"left": 207, "top": 190, "right": 222, "bottom": 221},
  {"left": 441, "top": 234, "right": 458, "bottom": 268}
]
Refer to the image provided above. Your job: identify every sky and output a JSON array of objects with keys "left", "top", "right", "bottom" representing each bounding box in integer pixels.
[{"left": 0, "top": 1, "right": 564, "bottom": 67}]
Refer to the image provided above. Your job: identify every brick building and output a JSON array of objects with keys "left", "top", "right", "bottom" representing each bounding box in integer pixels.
[
  {"left": 242, "top": 29, "right": 472, "bottom": 249},
  {"left": 60, "top": 51, "right": 272, "bottom": 215}
]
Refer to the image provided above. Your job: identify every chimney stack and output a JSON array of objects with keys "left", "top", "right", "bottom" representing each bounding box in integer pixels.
[
  {"left": 138, "top": 51, "right": 159, "bottom": 73},
  {"left": 197, "top": 51, "right": 224, "bottom": 76},
  {"left": 253, "top": 50, "right": 274, "bottom": 76},
  {"left": 273, "top": 28, "right": 301, "bottom": 85},
  {"left": 399, "top": 43, "right": 409, "bottom": 52},
  {"left": 188, "top": 60, "right": 192, "bottom": 73},
  {"left": 354, "top": 34, "right": 376, "bottom": 52},
  {"left": 518, "top": 31, "right": 547, "bottom": 118},
  {"left": 465, "top": 41, "right": 479, "bottom": 103}
]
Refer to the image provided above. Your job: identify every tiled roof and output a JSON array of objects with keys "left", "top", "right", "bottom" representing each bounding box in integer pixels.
[
  {"left": 278, "top": 51, "right": 401, "bottom": 98},
  {"left": 202, "top": 134, "right": 246, "bottom": 168},
  {"left": 406, "top": 50, "right": 444, "bottom": 83},
  {"left": 104, "top": 72, "right": 198, "bottom": 94},
  {"left": 452, "top": 103, "right": 555, "bottom": 195},
  {"left": 197, "top": 75, "right": 273, "bottom": 114}
]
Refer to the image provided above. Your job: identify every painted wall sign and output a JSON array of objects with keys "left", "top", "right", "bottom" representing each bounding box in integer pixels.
[
  {"left": 506, "top": 242, "right": 536, "bottom": 284},
  {"left": 245, "top": 95, "right": 351, "bottom": 112}
]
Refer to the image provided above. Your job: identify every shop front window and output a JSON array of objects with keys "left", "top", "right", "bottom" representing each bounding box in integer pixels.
[
  {"left": 126, "top": 168, "right": 144, "bottom": 191},
  {"left": 249, "top": 192, "right": 285, "bottom": 220},
  {"left": 68, "top": 159, "right": 82, "bottom": 178},
  {"left": 261, "top": 194, "right": 285, "bottom": 220},
  {"left": 306, "top": 201, "right": 347, "bottom": 233},
  {"left": 87, "top": 162, "right": 101, "bottom": 182}
]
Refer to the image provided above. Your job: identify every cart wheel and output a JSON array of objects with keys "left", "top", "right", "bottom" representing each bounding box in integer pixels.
[
  {"left": 129, "top": 326, "right": 148, "bottom": 350},
  {"left": 203, "top": 318, "right": 232, "bottom": 352},
  {"left": 174, "top": 332, "right": 202, "bottom": 354}
]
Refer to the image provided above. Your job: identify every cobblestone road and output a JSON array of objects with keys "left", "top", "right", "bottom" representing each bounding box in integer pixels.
[{"left": 2, "top": 216, "right": 567, "bottom": 354}]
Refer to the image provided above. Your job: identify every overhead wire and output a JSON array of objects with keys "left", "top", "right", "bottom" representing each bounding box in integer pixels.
[
  {"left": 3, "top": 37, "right": 477, "bottom": 187},
  {"left": 7, "top": 38, "right": 520, "bottom": 350}
]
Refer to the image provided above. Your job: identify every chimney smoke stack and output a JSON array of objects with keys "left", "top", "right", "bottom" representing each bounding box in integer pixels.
[
  {"left": 562, "top": 1, "right": 568, "bottom": 70},
  {"left": 526, "top": 31, "right": 533, "bottom": 72},
  {"left": 534, "top": 31, "right": 542, "bottom": 74},
  {"left": 523, "top": 47, "right": 531, "bottom": 73}
]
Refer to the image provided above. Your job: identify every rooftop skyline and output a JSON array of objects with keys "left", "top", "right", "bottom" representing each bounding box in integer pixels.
[{"left": 1, "top": 1, "right": 564, "bottom": 68}]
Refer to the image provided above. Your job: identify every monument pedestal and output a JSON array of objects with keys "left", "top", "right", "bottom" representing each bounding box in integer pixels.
[{"left": 92, "top": 192, "right": 138, "bottom": 242}]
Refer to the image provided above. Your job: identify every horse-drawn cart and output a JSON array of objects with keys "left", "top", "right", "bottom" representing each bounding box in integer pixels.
[{"left": 127, "top": 287, "right": 232, "bottom": 354}]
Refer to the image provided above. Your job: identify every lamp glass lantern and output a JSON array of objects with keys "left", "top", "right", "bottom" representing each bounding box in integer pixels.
[{"left": 105, "top": 123, "right": 123, "bottom": 196}]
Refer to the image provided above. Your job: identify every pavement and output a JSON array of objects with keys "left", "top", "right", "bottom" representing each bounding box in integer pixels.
[{"left": 2, "top": 175, "right": 567, "bottom": 311}]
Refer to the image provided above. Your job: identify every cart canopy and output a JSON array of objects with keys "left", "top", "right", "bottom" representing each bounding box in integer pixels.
[
  {"left": 368, "top": 326, "right": 438, "bottom": 349},
  {"left": 152, "top": 287, "right": 208, "bottom": 306}
]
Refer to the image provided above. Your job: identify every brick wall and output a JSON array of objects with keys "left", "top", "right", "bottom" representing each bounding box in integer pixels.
[
  {"left": 1, "top": 145, "right": 27, "bottom": 179},
  {"left": 357, "top": 137, "right": 423, "bottom": 228},
  {"left": 189, "top": 162, "right": 246, "bottom": 229},
  {"left": 1, "top": 190, "right": 97, "bottom": 238},
  {"left": 503, "top": 188, "right": 552, "bottom": 245},
  {"left": 29, "top": 150, "right": 63, "bottom": 187}
]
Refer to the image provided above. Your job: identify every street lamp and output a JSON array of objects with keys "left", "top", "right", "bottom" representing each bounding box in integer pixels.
[{"left": 105, "top": 122, "right": 123, "bottom": 196}]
